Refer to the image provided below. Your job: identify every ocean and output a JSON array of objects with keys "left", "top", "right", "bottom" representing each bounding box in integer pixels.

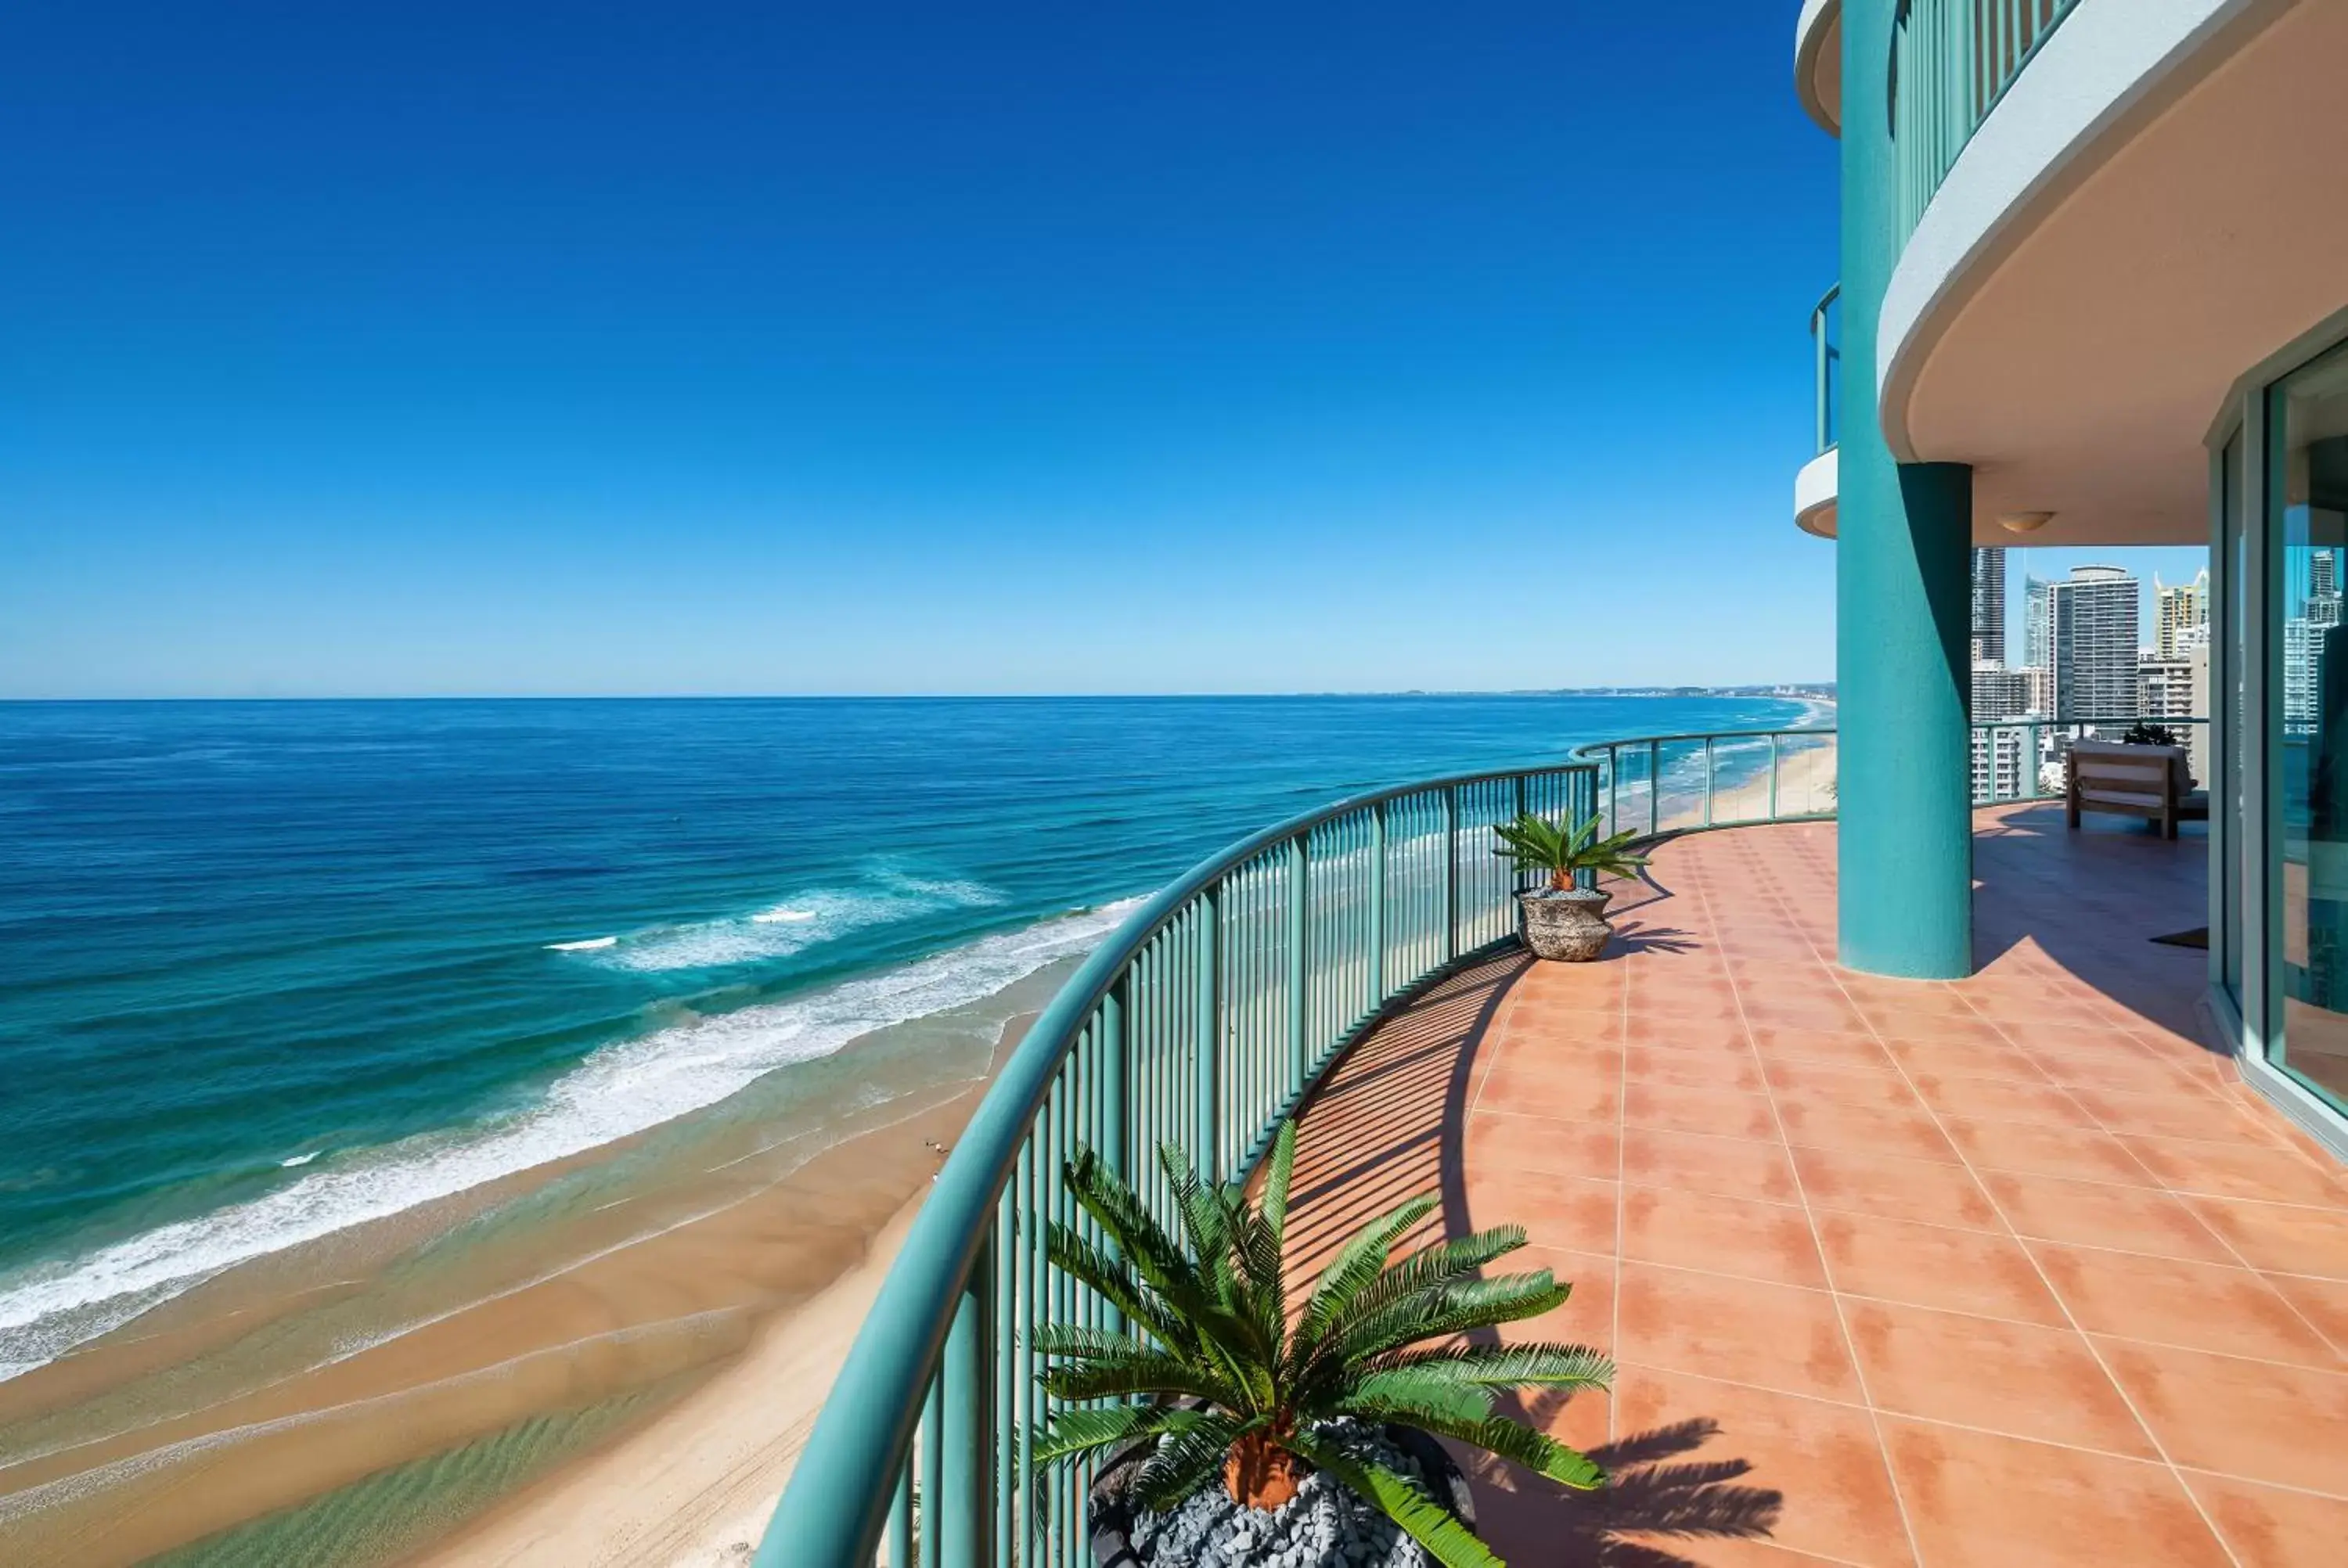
[{"left": 0, "top": 694, "right": 1818, "bottom": 1561}]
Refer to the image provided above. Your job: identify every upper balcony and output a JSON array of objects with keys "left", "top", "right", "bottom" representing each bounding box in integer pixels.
[
  {"left": 1793, "top": 0, "right": 1842, "bottom": 135},
  {"left": 1871, "top": 0, "right": 2341, "bottom": 548}
]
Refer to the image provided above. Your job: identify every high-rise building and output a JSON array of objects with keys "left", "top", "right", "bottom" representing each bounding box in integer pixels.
[
  {"left": 2155, "top": 569, "right": 2210, "bottom": 660},
  {"left": 2137, "top": 656, "right": 2195, "bottom": 721},
  {"left": 2285, "top": 548, "right": 2343, "bottom": 735},
  {"left": 2024, "top": 577, "right": 2052, "bottom": 671},
  {"left": 2024, "top": 664, "right": 2055, "bottom": 717},
  {"left": 1970, "top": 547, "right": 2007, "bottom": 665},
  {"left": 1970, "top": 661, "right": 2032, "bottom": 722},
  {"left": 1970, "top": 725, "right": 2030, "bottom": 803},
  {"left": 1969, "top": 660, "right": 2035, "bottom": 801},
  {"left": 2048, "top": 566, "right": 2141, "bottom": 721}
]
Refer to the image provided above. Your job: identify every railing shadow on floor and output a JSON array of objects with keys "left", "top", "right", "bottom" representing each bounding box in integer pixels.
[{"left": 1279, "top": 944, "right": 1784, "bottom": 1566}]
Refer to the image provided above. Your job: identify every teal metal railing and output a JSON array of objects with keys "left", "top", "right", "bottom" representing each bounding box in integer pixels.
[
  {"left": 1970, "top": 716, "right": 2209, "bottom": 804},
  {"left": 755, "top": 728, "right": 1870, "bottom": 1567},
  {"left": 1892, "top": 0, "right": 2083, "bottom": 239},
  {"left": 757, "top": 760, "right": 1600, "bottom": 1566},
  {"left": 1576, "top": 727, "right": 1842, "bottom": 836},
  {"left": 1811, "top": 283, "right": 1841, "bottom": 455},
  {"left": 755, "top": 712, "right": 2223, "bottom": 1564}
]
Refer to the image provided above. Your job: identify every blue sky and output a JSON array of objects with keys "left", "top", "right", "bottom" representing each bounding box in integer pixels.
[{"left": 0, "top": 3, "right": 2195, "bottom": 698}]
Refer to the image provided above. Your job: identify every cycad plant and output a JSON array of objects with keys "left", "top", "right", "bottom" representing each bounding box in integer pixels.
[
  {"left": 1036, "top": 1121, "right": 1611, "bottom": 1568},
  {"left": 1491, "top": 810, "right": 1649, "bottom": 893}
]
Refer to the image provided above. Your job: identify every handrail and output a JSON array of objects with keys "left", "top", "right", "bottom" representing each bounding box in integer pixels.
[
  {"left": 1970, "top": 714, "right": 2209, "bottom": 806},
  {"left": 1892, "top": 0, "right": 2083, "bottom": 240},
  {"left": 1811, "top": 283, "right": 1842, "bottom": 455},
  {"left": 758, "top": 757, "right": 1604, "bottom": 1565},
  {"left": 756, "top": 711, "right": 2207, "bottom": 1564}
]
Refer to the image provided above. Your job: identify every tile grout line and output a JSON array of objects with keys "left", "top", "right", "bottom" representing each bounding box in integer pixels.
[
  {"left": 1615, "top": 1354, "right": 2348, "bottom": 1505},
  {"left": 1609, "top": 915, "right": 1630, "bottom": 1448},
  {"left": 1768, "top": 837, "right": 2249, "bottom": 1568},
  {"left": 1683, "top": 846, "right": 1932, "bottom": 1568},
  {"left": 1949, "top": 984, "right": 2348, "bottom": 1372}
]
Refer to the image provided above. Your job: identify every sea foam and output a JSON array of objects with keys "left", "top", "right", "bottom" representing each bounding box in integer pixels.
[
  {"left": 577, "top": 874, "right": 1004, "bottom": 973},
  {"left": 0, "top": 898, "right": 1138, "bottom": 1383}
]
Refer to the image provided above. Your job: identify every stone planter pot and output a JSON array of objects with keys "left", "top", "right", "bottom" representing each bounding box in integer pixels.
[
  {"left": 1519, "top": 886, "right": 1612, "bottom": 962},
  {"left": 1088, "top": 1426, "right": 1474, "bottom": 1566}
]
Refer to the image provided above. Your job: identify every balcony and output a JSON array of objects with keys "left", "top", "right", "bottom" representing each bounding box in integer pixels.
[
  {"left": 1284, "top": 804, "right": 2348, "bottom": 1566},
  {"left": 756, "top": 728, "right": 2346, "bottom": 1566},
  {"left": 1795, "top": 284, "right": 1839, "bottom": 538},
  {"left": 1874, "top": 0, "right": 2342, "bottom": 548}
]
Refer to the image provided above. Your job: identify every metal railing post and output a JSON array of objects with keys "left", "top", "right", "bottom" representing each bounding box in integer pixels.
[
  {"left": 1194, "top": 891, "right": 1219, "bottom": 1184},
  {"left": 1810, "top": 283, "right": 1841, "bottom": 453},
  {"left": 939, "top": 1238, "right": 995, "bottom": 1568},
  {"left": 1647, "top": 739, "right": 1660, "bottom": 836},
  {"left": 887, "top": 1466, "right": 913, "bottom": 1568},
  {"left": 1768, "top": 732, "right": 1781, "bottom": 819},
  {"left": 1286, "top": 836, "right": 1309, "bottom": 1088},
  {"left": 1702, "top": 736, "right": 1716, "bottom": 826},
  {"left": 1100, "top": 985, "right": 1125, "bottom": 1183},
  {"left": 1441, "top": 786, "right": 1459, "bottom": 962},
  {"left": 1367, "top": 802, "right": 1385, "bottom": 1002}
]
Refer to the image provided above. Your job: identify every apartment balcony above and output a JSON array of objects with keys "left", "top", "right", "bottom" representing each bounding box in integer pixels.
[
  {"left": 1880, "top": 0, "right": 2346, "bottom": 548},
  {"left": 1794, "top": 0, "right": 1842, "bottom": 135},
  {"left": 1796, "top": 283, "right": 1839, "bottom": 538}
]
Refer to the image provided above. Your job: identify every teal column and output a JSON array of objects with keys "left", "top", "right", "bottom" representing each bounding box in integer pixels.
[{"left": 1838, "top": 0, "right": 1974, "bottom": 979}]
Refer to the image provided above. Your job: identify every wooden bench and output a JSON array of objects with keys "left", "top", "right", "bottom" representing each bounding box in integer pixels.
[{"left": 2065, "top": 740, "right": 2209, "bottom": 840}]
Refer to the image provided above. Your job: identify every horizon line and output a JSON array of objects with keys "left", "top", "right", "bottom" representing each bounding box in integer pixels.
[{"left": 0, "top": 685, "right": 1839, "bottom": 705}]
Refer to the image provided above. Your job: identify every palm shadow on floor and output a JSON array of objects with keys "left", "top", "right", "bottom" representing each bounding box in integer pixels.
[{"left": 1462, "top": 1397, "right": 1784, "bottom": 1567}]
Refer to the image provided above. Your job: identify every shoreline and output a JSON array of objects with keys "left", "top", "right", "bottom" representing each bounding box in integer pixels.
[
  {"left": 414, "top": 1178, "right": 932, "bottom": 1568},
  {"left": 0, "top": 984, "right": 1060, "bottom": 1568},
  {"left": 422, "top": 1004, "right": 1053, "bottom": 1568}
]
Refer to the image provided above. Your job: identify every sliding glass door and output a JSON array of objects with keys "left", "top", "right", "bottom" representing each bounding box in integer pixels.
[{"left": 2271, "top": 339, "right": 2348, "bottom": 1113}]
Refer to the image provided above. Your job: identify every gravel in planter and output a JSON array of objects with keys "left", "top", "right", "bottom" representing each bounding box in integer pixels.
[{"left": 1127, "top": 1426, "right": 1437, "bottom": 1568}]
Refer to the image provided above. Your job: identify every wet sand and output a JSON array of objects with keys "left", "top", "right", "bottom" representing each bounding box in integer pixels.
[{"left": 0, "top": 969, "right": 1066, "bottom": 1568}]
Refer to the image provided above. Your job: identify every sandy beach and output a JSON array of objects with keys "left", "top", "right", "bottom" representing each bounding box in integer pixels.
[{"left": 0, "top": 977, "right": 1064, "bottom": 1568}]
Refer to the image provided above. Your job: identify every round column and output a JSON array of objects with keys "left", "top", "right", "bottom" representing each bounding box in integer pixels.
[{"left": 1838, "top": 0, "right": 1975, "bottom": 979}]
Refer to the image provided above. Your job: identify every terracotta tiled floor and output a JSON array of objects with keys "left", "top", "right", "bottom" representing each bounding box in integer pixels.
[{"left": 1283, "top": 805, "right": 2348, "bottom": 1568}]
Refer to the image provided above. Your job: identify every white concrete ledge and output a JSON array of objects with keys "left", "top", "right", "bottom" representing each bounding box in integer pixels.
[
  {"left": 1878, "top": 0, "right": 2271, "bottom": 458},
  {"left": 1795, "top": 0, "right": 1842, "bottom": 136},
  {"left": 1795, "top": 446, "right": 1840, "bottom": 538}
]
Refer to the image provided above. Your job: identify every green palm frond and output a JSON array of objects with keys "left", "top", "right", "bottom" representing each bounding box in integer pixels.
[
  {"left": 1489, "top": 809, "right": 1651, "bottom": 882},
  {"left": 1294, "top": 1192, "right": 1439, "bottom": 1348},
  {"left": 1034, "top": 1402, "right": 1182, "bottom": 1466},
  {"left": 1333, "top": 1271, "right": 1573, "bottom": 1368},
  {"left": 1287, "top": 1427, "right": 1501, "bottom": 1568},
  {"left": 1302, "top": 1225, "right": 1529, "bottom": 1361},
  {"left": 1371, "top": 1340, "right": 1615, "bottom": 1389},
  {"left": 1032, "top": 1120, "right": 1613, "bottom": 1559}
]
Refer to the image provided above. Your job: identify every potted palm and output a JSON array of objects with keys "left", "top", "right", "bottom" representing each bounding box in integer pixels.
[
  {"left": 1038, "top": 1121, "right": 1611, "bottom": 1567},
  {"left": 1490, "top": 811, "right": 1648, "bottom": 962}
]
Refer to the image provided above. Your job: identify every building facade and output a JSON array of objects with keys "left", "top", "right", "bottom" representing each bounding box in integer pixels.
[
  {"left": 2048, "top": 566, "right": 2141, "bottom": 720},
  {"left": 1791, "top": 0, "right": 2348, "bottom": 1153},
  {"left": 2155, "top": 567, "right": 2209, "bottom": 659},
  {"left": 1969, "top": 545, "right": 2005, "bottom": 664}
]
